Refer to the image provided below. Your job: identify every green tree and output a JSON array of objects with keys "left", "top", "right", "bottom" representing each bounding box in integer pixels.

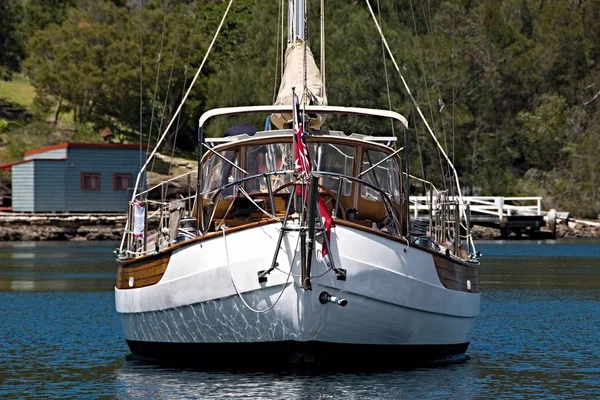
[
  {"left": 21, "top": 0, "right": 77, "bottom": 38},
  {"left": 0, "top": 0, "right": 24, "bottom": 80}
]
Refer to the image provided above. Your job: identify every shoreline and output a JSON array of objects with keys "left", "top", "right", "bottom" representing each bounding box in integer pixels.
[
  {"left": 0, "top": 214, "right": 126, "bottom": 241},
  {"left": 472, "top": 219, "right": 600, "bottom": 240},
  {"left": 1, "top": 213, "right": 599, "bottom": 241}
]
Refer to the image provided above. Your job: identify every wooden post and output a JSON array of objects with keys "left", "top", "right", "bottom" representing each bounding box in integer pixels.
[
  {"left": 454, "top": 201, "right": 460, "bottom": 256},
  {"left": 127, "top": 202, "right": 133, "bottom": 252},
  {"left": 160, "top": 184, "right": 165, "bottom": 233},
  {"left": 440, "top": 195, "right": 446, "bottom": 244},
  {"left": 413, "top": 198, "right": 418, "bottom": 219},
  {"left": 429, "top": 190, "right": 433, "bottom": 241},
  {"left": 187, "top": 172, "right": 191, "bottom": 217},
  {"left": 143, "top": 201, "right": 148, "bottom": 253},
  {"left": 466, "top": 204, "right": 471, "bottom": 255},
  {"left": 497, "top": 197, "right": 504, "bottom": 221}
]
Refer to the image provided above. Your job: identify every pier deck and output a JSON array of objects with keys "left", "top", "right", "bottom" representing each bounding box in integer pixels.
[{"left": 409, "top": 196, "right": 555, "bottom": 239}]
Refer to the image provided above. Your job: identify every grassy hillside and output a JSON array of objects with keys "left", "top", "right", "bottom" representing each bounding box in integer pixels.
[{"left": 0, "top": 74, "right": 35, "bottom": 108}]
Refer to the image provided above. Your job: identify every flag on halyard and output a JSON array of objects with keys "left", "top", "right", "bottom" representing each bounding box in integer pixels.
[
  {"left": 292, "top": 92, "right": 335, "bottom": 257},
  {"left": 293, "top": 93, "right": 311, "bottom": 182}
]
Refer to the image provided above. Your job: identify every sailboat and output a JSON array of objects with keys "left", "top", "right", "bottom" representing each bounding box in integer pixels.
[{"left": 115, "top": 0, "right": 481, "bottom": 367}]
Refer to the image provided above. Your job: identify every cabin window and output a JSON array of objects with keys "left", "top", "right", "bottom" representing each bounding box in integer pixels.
[
  {"left": 309, "top": 143, "right": 354, "bottom": 196},
  {"left": 202, "top": 150, "right": 239, "bottom": 198},
  {"left": 247, "top": 143, "right": 293, "bottom": 192},
  {"left": 113, "top": 173, "right": 132, "bottom": 190},
  {"left": 81, "top": 173, "right": 100, "bottom": 190},
  {"left": 360, "top": 150, "right": 401, "bottom": 202}
]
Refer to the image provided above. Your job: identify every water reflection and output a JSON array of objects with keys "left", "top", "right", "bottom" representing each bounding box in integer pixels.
[
  {"left": 112, "top": 359, "right": 480, "bottom": 399},
  {"left": 0, "top": 241, "right": 118, "bottom": 292},
  {"left": 0, "top": 240, "right": 599, "bottom": 399}
]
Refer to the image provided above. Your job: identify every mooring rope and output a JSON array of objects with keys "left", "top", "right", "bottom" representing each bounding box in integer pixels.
[{"left": 222, "top": 225, "right": 297, "bottom": 314}]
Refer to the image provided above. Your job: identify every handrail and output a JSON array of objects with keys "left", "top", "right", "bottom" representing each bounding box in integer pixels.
[
  {"left": 409, "top": 195, "right": 543, "bottom": 218},
  {"left": 198, "top": 105, "right": 409, "bottom": 129}
]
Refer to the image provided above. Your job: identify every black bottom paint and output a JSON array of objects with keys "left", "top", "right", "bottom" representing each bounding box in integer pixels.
[{"left": 126, "top": 340, "right": 470, "bottom": 371}]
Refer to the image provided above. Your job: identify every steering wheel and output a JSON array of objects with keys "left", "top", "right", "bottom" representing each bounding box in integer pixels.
[{"left": 272, "top": 181, "right": 346, "bottom": 220}]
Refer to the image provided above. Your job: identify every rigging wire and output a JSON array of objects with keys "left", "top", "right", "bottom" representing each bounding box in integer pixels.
[
  {"left": 412, "top": 103, "right": 427, "bottom": 189},
  {"left": 150, "top": 28, "right": 179, "bottom": 174},
  {"left": 303, "top": 0, "right": 309, "bottom": 106},
  {"left": 419, "top": 0, "right": 448, "bottom": 153},
  {"left": 363, "top": 0, "right": 467, "bottom": 207},
  {"left": 451, "top": 0, "right": 456, "bottom": 166},
  {"left": 139, "top": 0, "right": 144, "bottom": 174},
  {"left": 407, "top": 0, "right": 447, "bottom": 189},
  {"left": 128, "top": 0, "right": 235, "bottom": 205},
  {"left": 272, "top": 0, "right": 283, "bottom": 104},
  {"left": 167, "top": 32, "right": 194, "bottom": 179},
  {"left": 376, "top": 0, "right": 395, "bottom": 136},
  {"left": 281, "top": 0, "right": 285, "bottom": 80},
  {"left": 320, "top": 0, "right": 326, "bottom": 104},
  {"left": 146, "top": 0, "right": 170, "bottom": 152}
]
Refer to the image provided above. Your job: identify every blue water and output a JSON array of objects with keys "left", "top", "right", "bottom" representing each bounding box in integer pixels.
[{"left": 0, "top": 240, "right": 599, "bottom": 398}]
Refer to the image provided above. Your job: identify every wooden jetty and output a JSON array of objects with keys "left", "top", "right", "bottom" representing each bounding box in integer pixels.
[{"left": 409, "top": 196, "right": 556, "bottom": 239}]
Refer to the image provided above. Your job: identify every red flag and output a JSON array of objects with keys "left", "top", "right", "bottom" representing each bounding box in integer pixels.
[
  {"left": 292, "top": 93, "right": 335, "bottom": 257},
  {"left": 317, "top": 195, "right": 334, "bottom": 257},
  {"left": 293, "top": 94, "right": 310, "bottom": 196}
]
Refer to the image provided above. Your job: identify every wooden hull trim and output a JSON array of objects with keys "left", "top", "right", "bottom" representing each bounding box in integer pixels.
[
  {"left": 117, "top": 219, "right": 279, "bottom": 267},
  {"left": 432, "top": 254, "right": 480, "bottom": 293},
  {"left": 117, "top": 252, "right": 171, "bottom": 289},
  {"left": 117, "top": 218, "right": 478, "bottom": 293}
]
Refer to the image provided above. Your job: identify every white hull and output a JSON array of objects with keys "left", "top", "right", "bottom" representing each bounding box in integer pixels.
[{"left": 115, "top": 224, "right": 480, "bottom": 364}]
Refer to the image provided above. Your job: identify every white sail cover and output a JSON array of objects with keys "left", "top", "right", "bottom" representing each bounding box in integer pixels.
[{"left": 271, "top": 39, "right": 327, "bottom": 129}]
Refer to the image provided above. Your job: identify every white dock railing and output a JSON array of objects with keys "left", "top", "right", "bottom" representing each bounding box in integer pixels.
[{"left": 409, "top": 196, "right": 543, "bottom": 220}]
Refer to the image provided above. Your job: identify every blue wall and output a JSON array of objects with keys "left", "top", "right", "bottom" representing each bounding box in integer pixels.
[
  {"left": 34, "top": 160, "right": 66, "bottom": 212},
  {"left": 12, "top": 162, "right": 35, "bottom": 212},
  {"left": 11, "top": 146, "right": 145, "bottom": 212},
  {"left": 64, "top": 148, "right": 144, "bottom": 212}
]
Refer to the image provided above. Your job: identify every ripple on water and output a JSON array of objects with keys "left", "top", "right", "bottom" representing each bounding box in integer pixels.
[{"left": 0, "top": 241, "right": 599, "bottom": 399}]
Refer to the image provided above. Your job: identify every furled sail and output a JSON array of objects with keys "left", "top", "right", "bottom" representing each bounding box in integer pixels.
[{"left": 271, "top": 38, "right": 327, "bottom": 129}]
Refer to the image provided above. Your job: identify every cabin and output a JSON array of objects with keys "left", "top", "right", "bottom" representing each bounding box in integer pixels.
[{"left": 0, "top": 143, "right": 146, "bottom": 212}]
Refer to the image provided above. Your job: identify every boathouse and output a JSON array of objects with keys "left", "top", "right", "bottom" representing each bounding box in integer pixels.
[{"left": 0, "top": 143, "right": 146, "bottom": 212}]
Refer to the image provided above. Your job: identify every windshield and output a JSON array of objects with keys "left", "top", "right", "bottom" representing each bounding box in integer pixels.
[
  {"left": 202, "top": 139, "right": 400, "bottom": 201},
  {"left": 202, "top": 149, "right": 240, "bottom": 198},
  {"left": 360, "top": 149, "right": 401, "bottom": 202},
  {"left": 247, "top": 142, "right": 293, "bottom": 192},
  {"left": 309, "top": 142, "right": 354, "bottom": 196}
]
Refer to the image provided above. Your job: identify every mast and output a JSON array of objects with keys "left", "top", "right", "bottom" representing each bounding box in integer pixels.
[
  {"left": 272, "top": 0, "right": 325, "bottom": 129},
  {"left": 289, "top": 0, "right": 306, "bottom": 42}
]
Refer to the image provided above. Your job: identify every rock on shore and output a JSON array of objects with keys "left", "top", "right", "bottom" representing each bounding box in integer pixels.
[
  {"left": 0, "top": 214, "right": 125, "bottom": 241},
  {"left": 0, "top": 213, "right": 598, "bottom": 241},
  {"left": 471, "top": 219, "right": 600, "bottom": 240}
]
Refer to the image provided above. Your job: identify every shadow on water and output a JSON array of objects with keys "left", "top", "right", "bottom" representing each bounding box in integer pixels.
[{"left": 119, "top": 351, "right": 469, "bottom": 374}]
